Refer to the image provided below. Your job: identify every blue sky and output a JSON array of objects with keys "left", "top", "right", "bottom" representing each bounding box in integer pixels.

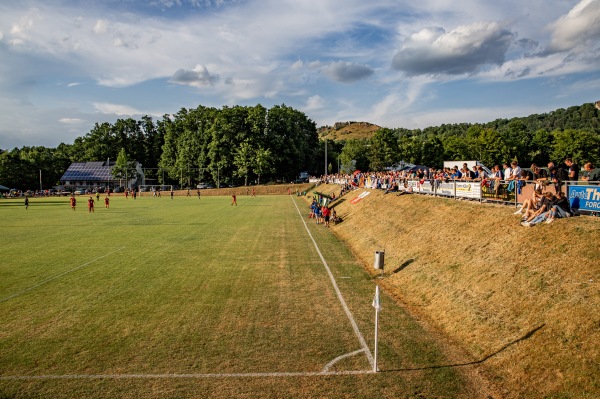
[{"left": 1, "top": 0, "right": 599, "bottom": 149}]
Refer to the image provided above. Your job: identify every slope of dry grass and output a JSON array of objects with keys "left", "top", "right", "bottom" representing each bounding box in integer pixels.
[
  {"left": 318, "top": 122, "right": 381, "bottom": 142},
  {"left": 311, "top": 184, "right": 600, "bottom": 399}
]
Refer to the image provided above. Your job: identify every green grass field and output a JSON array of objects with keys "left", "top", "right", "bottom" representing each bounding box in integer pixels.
[{"left": 0, "top": 194, "right": 474, "bottom": 398}]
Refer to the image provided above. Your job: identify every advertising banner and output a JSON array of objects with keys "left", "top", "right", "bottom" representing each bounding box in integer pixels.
[
  {"left": 569, "top": 185, "right": 600, "bottom": 211},
  {"left": 455, "top": 182, "right": 481, "bottom": 199},
  {"left": 436, "top": 182, "right": 455, "bottom": 197}
]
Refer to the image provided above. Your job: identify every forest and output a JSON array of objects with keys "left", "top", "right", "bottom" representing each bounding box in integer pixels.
[{"left": 1, "top": 102, "right": 599, "bottom": 190}]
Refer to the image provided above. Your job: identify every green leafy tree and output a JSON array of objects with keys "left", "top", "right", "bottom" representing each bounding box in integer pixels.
[
  {"left": 339, "top": 139, "right": 369, "bottom": 172},
  {"left": 112, "top": 148, "right": 137, "bottom": 187},
  {"left": 368, "top": 128, "right": 399, "bottom": 170},
  {"left": 551, "top": 129, "right": 600, "bottom": 165},
  {"left": 158, "top": 115, "right": 179, "bottom": 184},
  {"left": 253, "top": 147, "right": 274, "bottom": 185},
  {"left": 234, "top": 142, "right": 255, "bottom": 186}
]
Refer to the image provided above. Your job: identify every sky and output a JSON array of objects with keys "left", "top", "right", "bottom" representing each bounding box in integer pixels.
[{"left": 1, "top": 0, "right": 599, "bottom": 149}]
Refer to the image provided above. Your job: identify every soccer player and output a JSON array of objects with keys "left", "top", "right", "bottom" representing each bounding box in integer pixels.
[
  {"left": 24, "top": 196, "right": 29, "bottom": 210},
  {"left": 104, "top": 196, "right": 109, "bottom": 209},
  {"left": 231, "top": 193, "right": 237, "bottom": 206},
  {"left": 88, "top": 196, "right": 95, "bottom": 213},
  {"left": 70, "top": 195, "right": 76, "bottom": 211}
]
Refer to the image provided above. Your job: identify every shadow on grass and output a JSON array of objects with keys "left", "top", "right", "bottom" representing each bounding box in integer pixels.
[
  {"left": 392, "top": 258, "right": 416, "bottom": 274},
  {"left": 382, "top": 323, "right": 546, "bottom": 372},
  {"left": 331, "top": 199, "right": 346, "bottom": 208}
]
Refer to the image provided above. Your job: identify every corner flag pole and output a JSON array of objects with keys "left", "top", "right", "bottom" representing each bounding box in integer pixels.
[{"left": 372, "top": 285, "right": 381, "bottom": 372}]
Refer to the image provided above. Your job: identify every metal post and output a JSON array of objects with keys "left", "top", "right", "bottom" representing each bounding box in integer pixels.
[
  {"left": 373, "top": 285, "right": 381, "bottom": 372},
  {"left": 325, "top": 140, "right": 327, "bottom": 180}
]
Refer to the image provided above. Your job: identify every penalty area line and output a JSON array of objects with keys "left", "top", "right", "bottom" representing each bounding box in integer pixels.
[{"left": 0, "top": 247, "right": 126, "bottom": 303}]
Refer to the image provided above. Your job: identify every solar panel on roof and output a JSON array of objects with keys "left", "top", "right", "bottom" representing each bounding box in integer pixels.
[{"left": 60, "top": 162, "right": 115, "bottom": 182}]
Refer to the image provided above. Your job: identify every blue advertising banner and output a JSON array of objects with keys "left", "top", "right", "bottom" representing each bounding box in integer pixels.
[{"left": 569, "top": 185, "right": 600, "bottom": 211}]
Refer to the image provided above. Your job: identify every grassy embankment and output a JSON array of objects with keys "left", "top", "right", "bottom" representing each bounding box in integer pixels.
[{"left": 313, "top": 183, "right": 599, "bottom": 399}]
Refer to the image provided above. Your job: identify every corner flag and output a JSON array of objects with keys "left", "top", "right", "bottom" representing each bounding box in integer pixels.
[{"left": 372, "top": 285, "right": 381, "bottom": 312}]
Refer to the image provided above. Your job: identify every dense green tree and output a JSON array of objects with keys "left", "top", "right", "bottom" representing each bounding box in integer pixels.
[
  {"left": 339, "top": 139, "right": 369, "bottom": 172},
  {"left": 368, "top": 128, "right": 399, "bottom": 170},
  {"left": 233, "top": 142, "right": 254, "bottom": 186},
  {"left": 551, "top": 129, "right": 600, "bottom": 165},
  {"left": 420, "top": 136, "right": 445, "bottom": 168},
  {"left": 112, "top": 148, "right": 137, "bottom": 187},
  {"left": 158, "top": 115, "right": 179, "bottom": 184},
  {"left": 253, "top": 147, "right": 274, "bottom": 185}
]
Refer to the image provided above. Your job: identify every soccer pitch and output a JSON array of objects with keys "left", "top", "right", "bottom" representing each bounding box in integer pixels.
[{"left": 0, "top": 194, "right": 471, "bottom": 398}]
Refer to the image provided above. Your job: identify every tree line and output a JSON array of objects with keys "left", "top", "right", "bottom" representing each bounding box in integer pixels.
[
  {"left": 334, "top": 102, "right": 600, "bottom": 173},
  {"left": 0, "top": 104, "right": 320, "bottom": 190},
  {"left": 1, "top": 102, "right": 599, "bottom": 190}
]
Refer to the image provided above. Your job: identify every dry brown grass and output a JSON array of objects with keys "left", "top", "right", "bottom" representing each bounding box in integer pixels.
[
  {"left": 311, "top": 184, "right": 600, "bottom": 399},
  {"left": 318, "top": 122, "right": 381, "bottom": 142}
]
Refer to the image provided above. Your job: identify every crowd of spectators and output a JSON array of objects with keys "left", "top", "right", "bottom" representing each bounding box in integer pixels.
[{"left": 313, "top": 158, "right": 599, "bottom": 226}]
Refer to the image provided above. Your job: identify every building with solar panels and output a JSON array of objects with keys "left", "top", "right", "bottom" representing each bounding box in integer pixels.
[{"left": 59, "top": 160, "right": 143, "bottom": 192}]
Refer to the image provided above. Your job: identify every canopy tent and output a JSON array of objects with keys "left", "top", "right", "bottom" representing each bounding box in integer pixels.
[
  {"left": 0, "top": 184, "right": 11, "bottom": 192},
  {"left": 401, "top": 165, "right": 431, "bottom": 172}
]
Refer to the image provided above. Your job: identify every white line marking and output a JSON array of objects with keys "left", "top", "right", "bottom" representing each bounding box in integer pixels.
[
  {"left": 0, "top": 247, "right": 125, "bottom": 303},
  {"left": 322, "top": 349, "right": 367, "bottom": 373},
  {"left": 290, "top": 196, "right": 374, "bottom": 368},
  {"left": 0, "top": 370, "right": 375, "bottom": 381}
]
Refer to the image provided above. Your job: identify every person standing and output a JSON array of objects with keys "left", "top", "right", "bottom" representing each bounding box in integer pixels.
[
  {"left": 231, "top": 193, "right": 237, "bottom": 206},
  {"left": 70, "top": 195, "right": 76, "bottom": 211},
  {"left": 170, "top": 189, "right": 174, "bottom": 200},
  {"left": 322, "top": 205, "right": 330, "bottom": 227},
  {"left": 565, "top": 158, "right": 579, "bottom": 182},
  {"left": 87, "top": 196, "right": 95, "bottom": 213},
  {"left": 104, "top": 196, "right": 110, "bottom": 209},
  {"left": 197, "top": 189, "right": 201, "bottom": 199},
  {"left": 24, "top": 196, "right": 29, "bottom": 210},
  {"left": 582, "top": 162, "right": 600, "bottom": 184}
]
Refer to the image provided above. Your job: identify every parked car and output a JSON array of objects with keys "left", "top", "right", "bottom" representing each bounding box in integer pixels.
[{"left": 73, "top": 188, "right": 86, "bottom": 195}]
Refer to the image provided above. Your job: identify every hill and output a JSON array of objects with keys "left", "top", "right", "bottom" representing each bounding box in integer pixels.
[
  {"left": 308, "top": 185, "right": 599, "bottom": 398},
  {"left": 317, "top": 122, "right": 381, "bottom": 141}
]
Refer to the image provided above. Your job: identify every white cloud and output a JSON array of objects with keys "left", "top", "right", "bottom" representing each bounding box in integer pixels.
[
  {"left": 392, "top": 21, "right": 515, "bottom": 76},
  {"left": 93, "top": 102, "right": 144, "bottom": 116},
  {"left": 547, "top": 0, "right": 600, "bottom": 53},
  {"left": 170, "top": 64, "right": 219, "bottom": 87},
  {"left": 93, "top": 19, "right": 108, "bottom": 34},
  {"left": 59, "top": 118, "right": 84, "bottom": 124},
  {"left": 323, "top": 61, "right": 374, "bottom": 83},
  {"left": 303, "top": 95, "right": 325, "bottom": 112}
]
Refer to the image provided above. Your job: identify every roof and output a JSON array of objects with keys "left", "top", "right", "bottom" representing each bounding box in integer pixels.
[{"left": 60, "top": 161, "right": 114, "bottom": 182}]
